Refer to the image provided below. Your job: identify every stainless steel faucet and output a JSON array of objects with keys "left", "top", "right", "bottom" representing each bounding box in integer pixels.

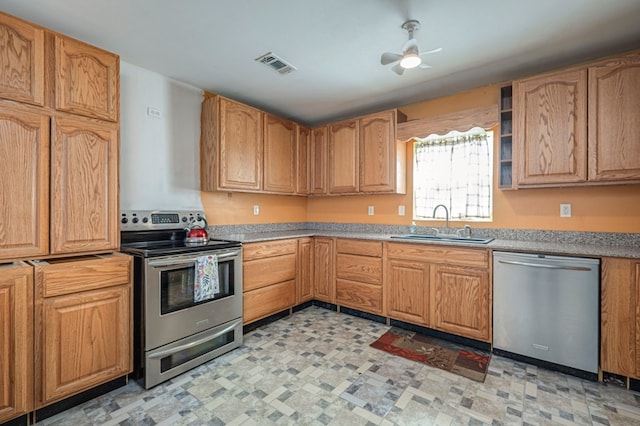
[{"left": 432, "top": 204, "right": 449, "bottom": 232}]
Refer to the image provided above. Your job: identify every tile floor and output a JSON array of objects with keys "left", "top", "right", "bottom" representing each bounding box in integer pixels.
[{"left": 37, "top": 306, "right": 640, "bottom": 425}]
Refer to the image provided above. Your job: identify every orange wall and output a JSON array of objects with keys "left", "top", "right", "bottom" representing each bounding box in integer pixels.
[{"left": 202, "top": 85, "right": 640, "bottom": 233}]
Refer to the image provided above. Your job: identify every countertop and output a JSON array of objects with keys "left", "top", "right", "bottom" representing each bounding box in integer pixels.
[{"left": 212, "top": 229, "right": 640, "bottom": 259}]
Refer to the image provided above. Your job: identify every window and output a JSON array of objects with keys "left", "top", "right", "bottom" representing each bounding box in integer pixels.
[{"left": 413, "top": 128, "right": 493, "bottom": 221}]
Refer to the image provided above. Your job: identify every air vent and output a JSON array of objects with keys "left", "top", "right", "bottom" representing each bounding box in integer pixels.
[{"left": 255, "top": 52, "right": 297, "bottom": 75}]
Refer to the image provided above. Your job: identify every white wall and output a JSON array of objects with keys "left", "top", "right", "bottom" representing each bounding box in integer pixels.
[{"left": 120, "top": 61, "right": 204, "bottom": 210}]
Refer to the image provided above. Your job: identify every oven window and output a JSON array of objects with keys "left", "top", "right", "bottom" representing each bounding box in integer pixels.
[
  {"left": 160, "top": 259, "right": 235, "bottom": 315},
  {"left": 160, "top": 330, "right": 234, "bottom": 373}
]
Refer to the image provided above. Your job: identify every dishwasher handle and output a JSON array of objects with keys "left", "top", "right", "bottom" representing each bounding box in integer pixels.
[{"left": 497, "top": 259, "right": 593, "bottom": 272}]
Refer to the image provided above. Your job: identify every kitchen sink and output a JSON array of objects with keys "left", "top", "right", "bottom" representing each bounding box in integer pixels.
[{"left": 390, "top": 234, "right": 494, "bottom": 244}]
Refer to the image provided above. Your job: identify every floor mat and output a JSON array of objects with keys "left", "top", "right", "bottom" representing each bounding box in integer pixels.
[{"left": 370, "top": 326, "right": 490, "bottom": 382}]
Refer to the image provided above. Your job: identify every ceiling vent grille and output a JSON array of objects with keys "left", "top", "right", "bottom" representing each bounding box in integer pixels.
[{"left": 255, "top": 52, "right": 297, "bottom": 75}]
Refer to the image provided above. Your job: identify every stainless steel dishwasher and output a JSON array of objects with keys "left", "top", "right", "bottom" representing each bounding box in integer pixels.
[{"left": 493, "top": 251, "right": 599, "bottom": 375}]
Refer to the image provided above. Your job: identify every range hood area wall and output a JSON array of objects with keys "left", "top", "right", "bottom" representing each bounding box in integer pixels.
[{"left": 120, "top": 61, "right": 204, "bottom": 211}]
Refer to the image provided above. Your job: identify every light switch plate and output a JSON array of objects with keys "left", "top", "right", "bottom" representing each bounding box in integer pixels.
[
  {"left": 368, "top": 206, "right": 374, "bottom": 216},
  {"left": 398, "top": 205, "right": 405, "bottom": 216}
]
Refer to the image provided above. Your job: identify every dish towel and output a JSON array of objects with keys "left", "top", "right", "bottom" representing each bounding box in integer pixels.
[{"left": 194, "top": 254, "right": 219, "bottom": 302}]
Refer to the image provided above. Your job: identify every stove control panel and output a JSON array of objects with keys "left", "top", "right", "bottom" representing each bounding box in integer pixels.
[{"left": 121, "top": 210, "right": 206, "bottom": 231}]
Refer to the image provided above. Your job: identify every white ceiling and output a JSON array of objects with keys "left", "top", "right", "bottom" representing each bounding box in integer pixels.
[{"left": 2, "top": 0, "right": 640, "bottom": 126}]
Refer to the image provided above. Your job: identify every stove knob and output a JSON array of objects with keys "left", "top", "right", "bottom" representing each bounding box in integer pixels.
[
  {"left": 132, "top": 217, "right": 139, "bottom": 224},
  {"left": 142, "top": 217, "right": 149, "bottom": 223},
  {"left": 121, "top": 217, "right": 128, "bottom": 224},
  {"left": 182, "top": 216, "right": 188, "bottom": 222}
]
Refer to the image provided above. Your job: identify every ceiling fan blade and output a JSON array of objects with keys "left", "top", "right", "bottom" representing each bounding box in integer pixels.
[
  {"left": 401, "top": 38, "right": 419, "bottom": 54},
  {"left": 420, "top": 47, "right": 443, "bottom": 56},
  {"left": 381, "top": 52, "right": 403, "bottom": 65},
  {"left": 419, "top": 63, "right": 432, "bottom": 69},
  {"left": 391, "top": 63, "right": 405, "bottom": 75}
]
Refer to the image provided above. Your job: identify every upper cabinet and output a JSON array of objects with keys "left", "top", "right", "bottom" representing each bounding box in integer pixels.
[
  {"left": 201, "top": 96, "right": 263, "bottom": 192},
  {"left": 0, "top": 11, "right": 120, "bottom": 262},
  {"left": 296, "top": 126, "right": 311, "bottom": 195},
  {"left": 514, "top": 68, "right": 588, "bottom": 186},
  {"left": 310, "top": 126, "right": 328, "bottom": 195},
  {"left": 588, "top": 53, "right": 640, "bottom": 182},
  {"left": 50, "top": 116, "right": 119, "bottom": 254},
  {"left": 264, "top": 114, "right": 296, "bottom": 194},
  {"left": 0, "top": 103, "right": 50, "bottom": 260},
  {"left": 53, "top": 35, "right": 119, "bottom": 122},
  {"left": 325, "top": 109, "right": 406, "bottom": 195},
  {"left": 513, "top": 50, "right": 640, "bottom": 188},
  {"left": 0, "top": 13, "right": 45, "bottom": 106},
  {"left": 360, "top": 110, "right": 406, "bottom": 193},
  {"left": 202, "top": 95, "right": 306, "bottom": 195},
  {"left": 328, "top": 119, "right": 359, "bottom": 193}
]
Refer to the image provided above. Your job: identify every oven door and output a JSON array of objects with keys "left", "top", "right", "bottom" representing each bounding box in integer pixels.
[{"left": 143, "top": 248, "right": 242, "bottom": 350}]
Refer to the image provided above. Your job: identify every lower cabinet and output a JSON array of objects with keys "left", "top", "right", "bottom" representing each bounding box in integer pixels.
[
  {"left": 386, "top": 243, "right": 491, "bottom": 342},
  {"left": 0, "top": 262, "right": 33, "bottom": 424},
  {"left": 297, "top": 238, "right": 314, "bottom": 304},
  {"left": 601, "top": 257, "right": 640, "bottom": 378},
  {"left": 33, "top": 253, "right": 132, "bottom": 408},
  {"left": 335, "top": 239, "right": 383, "bottom": 315},
  {"left": 313, "top": 237, "right": 335, "bottom": 303},
  {"left": 386, "top": 258, "right": 430, "bottom": 324},
  {"left": 432, "top": 265, "right": 490, "bottom": 341},
  {"left": 243, "top": 239, "right": 297, "bottom": 324}
]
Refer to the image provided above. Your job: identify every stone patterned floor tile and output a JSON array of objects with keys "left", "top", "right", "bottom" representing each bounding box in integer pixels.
[{"left": 34, "top": 306, "right": 640, "bottom": 426}]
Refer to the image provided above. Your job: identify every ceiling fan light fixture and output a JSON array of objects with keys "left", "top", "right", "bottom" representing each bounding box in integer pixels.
[{"left": 400, "top": 53, "right": 421, "bottom": 69}]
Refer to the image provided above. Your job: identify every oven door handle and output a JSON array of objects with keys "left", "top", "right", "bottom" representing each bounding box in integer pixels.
[
  {"left": 147, "top": 319, "right": 241, "bottom": 359},
  {"left": 147, "top": 251, "right": 240, "bottom": 267}
]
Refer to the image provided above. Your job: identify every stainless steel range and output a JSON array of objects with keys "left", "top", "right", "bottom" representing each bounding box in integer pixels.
[{"left": 120, "top": 210, "right": 243, "bottom": 389}]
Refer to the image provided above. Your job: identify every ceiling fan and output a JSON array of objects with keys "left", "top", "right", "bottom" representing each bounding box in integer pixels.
[{"left": 380, "top": 20, "right": 442, "bottom": 75}]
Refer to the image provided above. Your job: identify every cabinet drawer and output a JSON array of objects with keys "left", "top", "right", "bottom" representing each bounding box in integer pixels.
[
  {"left": 386, "top": 243, "right": 488, "bottom": 268},
  {"left": 336, "top": 279, "right": 383, "bottom": 314},
  {"left": 336, "top": 253, "right": 382, "bottom": 285},
  {"left": 243, "top": 239, "right": 297, "bottom": 261},
  {"left": 243, "top": 280, "right": 295, "bottom": 324},
  {"left": 336, "top": 239, "right": 382, "bottom": 257},
  {"left": 35, "top": 253, "right": 131, "bottom": 298},
  {"left": 244, "top": 253, "right": 296, "bottom": 291}
]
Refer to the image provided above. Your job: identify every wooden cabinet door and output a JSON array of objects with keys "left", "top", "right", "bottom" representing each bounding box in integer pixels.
[
  {"left": 0, "top": 104, "right": 49, "bottom": 260},
  {"left": 310, "top": 126, "right": 327, "bottom": 195},
  {"left": 296, "top": 126, "right": 310, "bottom": 195},
  {"left": 54, "top": 35, "right": 119, "bottom": 122},
  {"left": 601, "top": 257, "right": 637, "bottom": 377},
  {"left": 359, "top": 110, "right": 396, "bottom": 193},
  {"left": 0, "top": 262, "right": 33, "bottom": 424},
  {"left": 0, "top": 13, "right": 45, "bottom": 106},
  {"left": 588, "top": 52, "right": 640, "bottom": 182},
  {"left": 386, "top": 259, "right": 429, "bottom": 325},
  {"left": 50, "top": 115, "right": 119, "bottom": 254},
  {"left": 263, "top": 114, "right": 296, "bottom": 193},
  {"left": 218, "top": 97, "right": 263, "bottom": 191},
  {"left": 36, "top": 285, "right": 130, "bottom": 406},
  {"left": 297, "top": 238, "right": 313, "bottom": 303},
  {"left": 514, "top": 68, "right": 587, "bottom": 185},
  {"left": 313, "top": 237, "right": 335, "bottom": 303},
  {"left": 328, "top": 119, "right": 359, "bottom": 193},
  {"left": 431, "top": 265, "right": 490, "bottom": 341}
]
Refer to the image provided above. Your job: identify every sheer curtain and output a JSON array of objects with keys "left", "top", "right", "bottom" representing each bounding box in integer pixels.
[{"left": 414, "top": 129, "right": 492, "bottom": 220}]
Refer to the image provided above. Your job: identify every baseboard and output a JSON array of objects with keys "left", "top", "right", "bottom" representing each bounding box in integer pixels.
[{"left": 34, "top": 376, "right": 128, "bottom": 423}]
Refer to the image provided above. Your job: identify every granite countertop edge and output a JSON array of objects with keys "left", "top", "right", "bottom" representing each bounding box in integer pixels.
[{"left": 211, "top": 229, "right": 640, "bottom": 259}]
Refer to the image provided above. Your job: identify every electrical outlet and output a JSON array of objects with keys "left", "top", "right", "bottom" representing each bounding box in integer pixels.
[
  {"left": 560, "top": 203, "right": 572, "bottom": 217},
  {"left": 368, "top": 206, "right": 374, "bottom": 216},
  {"left": 253, "top": 205, "right": 259, "bottom": 215},
  {"left": 146, "top": 106, "right": 161, "bottom": 119},
  {"left": 398, "top": 205, "right": 405, "bottom": 216}
]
